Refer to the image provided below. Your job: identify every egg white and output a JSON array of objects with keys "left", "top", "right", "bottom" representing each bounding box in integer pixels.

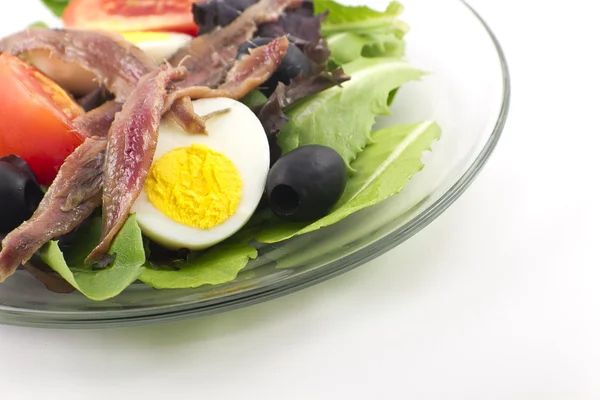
[
  {"left": 127, "top": 32, "right": 192, "bottom": 64},
  {"left": 132, "top": 97, "right": 270, "bottom": 250}
]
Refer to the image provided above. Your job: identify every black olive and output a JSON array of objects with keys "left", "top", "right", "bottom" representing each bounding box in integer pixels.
[
  {"left": 237, "top": 37, "right": 311, "bottom": 96},
  {"left": 0, "top": 155, "right": 44, "bottom": 234},
  {"left": 267, "top": 145, "right": 347, "bottom": 222}
]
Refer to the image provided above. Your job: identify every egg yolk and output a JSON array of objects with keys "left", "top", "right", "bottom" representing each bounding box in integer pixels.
[
  {"left": 145, "top": 144, "right": 243, "bottom": 229},
  {"left": 120, "top": 32, "right": 172, "bottom": 45}
]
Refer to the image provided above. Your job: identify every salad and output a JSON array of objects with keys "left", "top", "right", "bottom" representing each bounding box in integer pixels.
[{"left": 0, "top": 0, "right": 441, "bottom": 300}]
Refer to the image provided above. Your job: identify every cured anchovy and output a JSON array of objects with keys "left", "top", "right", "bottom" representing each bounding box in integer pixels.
[
  {"left": 87, "top": 66, "right": 188, "bottom": 262},
  {"left": 166, "top": 97, "right": 211, "bottom": 134},
  {"left": 22, "top": 262, "right": 75, "bottom": 294},
  {"left": 0, "top": 29, "right": 156, "bottom": 101},
  {"left": 170, "top": 0, "right": 301, "bottom": 88},
  {"left": 0, "top": 92, "right": 122, "bottom": 281},
  {"left": 73, "top": 101, "right": 123, "bottom": 138},
  {"left": 0, "top": 137, "right": 106, "bottom": 281},
  {"left": 167, "top": 0, "right": 300, "bottom": 132},
  {"left": 0, "top": 29, "right": 206, "bottom": 135},
  {"left": 166, "top": 37, "right": 289, "bottom": 108}
]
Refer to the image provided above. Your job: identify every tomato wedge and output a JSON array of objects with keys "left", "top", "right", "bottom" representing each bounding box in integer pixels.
[
  {"left": 0, "top": 54, "right": 84, "bottom": 186},
  {"left": 63, "top": 0, "right": 201, "bottom": 36}
]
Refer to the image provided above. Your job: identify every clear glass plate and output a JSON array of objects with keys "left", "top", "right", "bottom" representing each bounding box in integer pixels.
[{"left": 0, "top": 0, "right": 510, "bottom": 328}]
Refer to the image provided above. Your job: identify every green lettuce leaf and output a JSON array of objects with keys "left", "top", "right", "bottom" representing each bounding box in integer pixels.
[
  {"left": 315, "top": 0, "right": 409, "bottom": 64},
  {"left": 277, "top": 56, "right": 425, "bottom": 168},
  {"left": 315, "top": 0, "right": 409, "bottom": 37},
  {"left": 240, "top": 90, "right": 268, "bottom": 110},
  {"left": 40, "top": 0, "right": 70, "bottom": 17},
  {"left": 28, "top": 21, "right": 50, "bottom": 29},
  {"left": 139, "top": 239, "right": 257, "bottom": 290},
  {"left": 38, "top": 215, "right": 146, "bottom": 301},
  {"left": 327, "top": 32, "right": 406, "bottom": 65},
  {"left": 257, "top": 121, "right": 441, "bottom": 243}
]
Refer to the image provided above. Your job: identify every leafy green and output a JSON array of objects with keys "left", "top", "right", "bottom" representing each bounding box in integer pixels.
[
  {"left": 277, "top": 56, "right": 425, "bottom": 168},
  {"left": 361, "top": 35, "right": 406, "bottom": 59},
  {"left": 315, "top": 0, "right": 409, "bottom": 64},
  {"left": 327, "top": 32, "right": 406, "bottom": 65},
  {"left": 241, "top": 90, "right": 269, "bottom": 110},
  {"left": 40, "top": 0, "right": 70, "bottom": 18},
  {"left": 28, "top": 21, "right": 50, "bottom": 29},
  {"left": 138, "top": 217, "right": 262, "bottom": 290},
  {"left": 315, "top": 0, "right": 409, "bottom": 38},
  {"left": 257, "top": 121, "right": 441, "bottom": 243},
  {"left": 38, "top": 215, "right": 146, "bottom": 301},
  {"left": 139, "top": 240, "right": 257, "bottom": 290}
]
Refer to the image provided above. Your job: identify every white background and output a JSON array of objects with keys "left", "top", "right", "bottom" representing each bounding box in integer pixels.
[{"left": 1, "top": 0, "right": 599, "bottom": 399}]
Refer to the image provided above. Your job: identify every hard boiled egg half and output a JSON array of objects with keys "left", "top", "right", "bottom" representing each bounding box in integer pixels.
[
  {"left": 131, "top": 97, "right": 270, "bottom": 250},
  {"left": 26, "top": 31, "right": 192, "bottom": 96}
]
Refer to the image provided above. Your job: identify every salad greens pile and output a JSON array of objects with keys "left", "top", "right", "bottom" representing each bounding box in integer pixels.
[{"left": 35, "top": 0, "right": 441, "bottom": 300}]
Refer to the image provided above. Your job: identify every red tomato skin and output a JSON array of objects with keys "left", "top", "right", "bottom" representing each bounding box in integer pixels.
[
  {"left": 63, "top": 0, "right": 202, "bottom": 36},
  {"left": 0, "top": 54, "right": 84, "bottom": 186}
]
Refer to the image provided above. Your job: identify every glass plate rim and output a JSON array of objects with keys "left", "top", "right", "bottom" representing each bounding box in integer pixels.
[{"left": 0, "top": 0, "right": 511, "bottom": 328}]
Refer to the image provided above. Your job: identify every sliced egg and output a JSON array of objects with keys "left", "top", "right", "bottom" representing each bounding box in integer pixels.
[
  {"left": 132, "top": 97, "right": 270, "bottom": 250},
  {"left": 26, "top": 31, "right": 192, "bottom": 96},
  {"left": 120, "top": 31, "right": 192, "bottom": 64}
]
